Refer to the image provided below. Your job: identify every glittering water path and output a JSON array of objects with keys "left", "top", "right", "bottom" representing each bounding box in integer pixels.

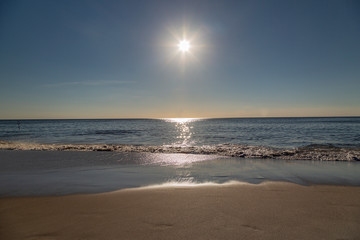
[{"left": 1, "top": 117, "right": 360, "bottom": 161}]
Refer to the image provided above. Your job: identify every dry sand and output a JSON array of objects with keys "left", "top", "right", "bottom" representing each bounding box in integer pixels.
[{"left": 1, "top": 182, "right": 360, "bottom": 240}]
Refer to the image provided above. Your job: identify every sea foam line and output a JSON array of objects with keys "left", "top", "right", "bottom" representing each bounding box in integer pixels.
[
  {"left": 0, "top": 141, "right": 359, "bottom": 161},
  {"left": 138, "top": 180, "right": 249, "bottom": 189}
]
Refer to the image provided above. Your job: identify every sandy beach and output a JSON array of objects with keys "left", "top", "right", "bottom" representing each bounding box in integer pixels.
[
  {"left": 1, "top": 182, "right": 360, "bottom": 240},
  {"left": 2, "top": 0, "right": 360, "bottom": 238}
]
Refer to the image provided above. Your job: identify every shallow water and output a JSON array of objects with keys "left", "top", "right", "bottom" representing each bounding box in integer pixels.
[{"left": 1, "top": 150, "right": 359, "bottom": 197}]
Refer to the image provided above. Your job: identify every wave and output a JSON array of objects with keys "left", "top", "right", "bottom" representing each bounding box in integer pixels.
[
  {"left": 73, "top": 129, "right": 142, "bottom": 136},
  {"left": 0, "top": 141, "right": 359, "bottom": 161},
  {"left": 94, "top": 130, "right": 141, "bottom": 135}
]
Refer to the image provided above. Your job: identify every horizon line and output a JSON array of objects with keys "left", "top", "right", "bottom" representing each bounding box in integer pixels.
[{"left": 1, "top": 115, "right": 360, "bottom": 121}]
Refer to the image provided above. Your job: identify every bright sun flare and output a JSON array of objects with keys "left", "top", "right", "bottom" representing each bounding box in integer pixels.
[{"left": 178, "top": 40, "right": 190, "bottom": 52}]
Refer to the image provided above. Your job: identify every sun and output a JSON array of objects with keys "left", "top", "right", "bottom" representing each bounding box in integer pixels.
[{"left": 178, "top": 40, "right": 190, "bottom": 52}]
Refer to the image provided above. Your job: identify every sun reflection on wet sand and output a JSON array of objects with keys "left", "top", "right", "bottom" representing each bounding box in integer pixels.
[
  {"left": 141, "top": 180, "right": 247, "bottom": 189},
  {"left": 141, "top": 153, "right": 220, "bottom": 166}
]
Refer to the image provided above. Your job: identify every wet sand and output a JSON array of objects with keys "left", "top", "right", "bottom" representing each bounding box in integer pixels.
[{"left": 1, "top": 182, "right": 360, "bottom": 240}]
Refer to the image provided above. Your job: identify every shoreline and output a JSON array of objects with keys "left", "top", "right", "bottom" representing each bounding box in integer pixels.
[
  {"left": 1, "top": 182, "right": 360, "bottom": 240},
  {"left": 2, "top": 150, "right": 360, "bottom": 197}
]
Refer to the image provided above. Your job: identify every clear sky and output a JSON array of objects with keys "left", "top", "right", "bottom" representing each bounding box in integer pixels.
[{"left": 1, "top": 0, "right": 359, "bottom": 119}]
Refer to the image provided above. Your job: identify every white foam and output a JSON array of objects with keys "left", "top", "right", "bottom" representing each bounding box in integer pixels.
[
  {"left": 139, "top": 180, "right": 248, "bottom": 189},
  {"left": 1, "top": 141, "right": 359, "bottom": 161}
]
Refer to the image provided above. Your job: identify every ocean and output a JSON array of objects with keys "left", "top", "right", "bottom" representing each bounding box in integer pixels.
[{"left": 1, "top": 117, "right": 360, "bottom": 196}]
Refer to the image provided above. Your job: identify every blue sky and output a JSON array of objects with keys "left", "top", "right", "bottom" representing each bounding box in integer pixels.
[{"left": 1, "top": 0, "right": 359, "bottom": 119}]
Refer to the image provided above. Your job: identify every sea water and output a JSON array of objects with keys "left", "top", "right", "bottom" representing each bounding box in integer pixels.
[
  {"left": 1, "top": 117, "right": 360, "bottom": 196},
  {"left": 1, "top": 117, "right": 360, "bottom": 148},
  {"left": 1, "top": 117, "right": 360, "bottom": 161}
]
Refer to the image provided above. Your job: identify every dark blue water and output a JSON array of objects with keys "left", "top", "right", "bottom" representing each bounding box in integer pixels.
[{"left": 1, "top": 117, "right": 360, "bottom": 148}]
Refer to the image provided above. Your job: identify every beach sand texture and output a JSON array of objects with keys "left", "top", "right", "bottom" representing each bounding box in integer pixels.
[{"left": 1, "top": 182, "right": 360, "bottom": 240}]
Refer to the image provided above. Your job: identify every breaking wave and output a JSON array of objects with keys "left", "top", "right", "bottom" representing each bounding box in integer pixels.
[{"left": 1, "top": 141, "right": 359, "bottom": 161}]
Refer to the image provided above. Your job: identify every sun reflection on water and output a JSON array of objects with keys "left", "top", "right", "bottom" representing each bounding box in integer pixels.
[
  {"left": 164, "top": 118, "right": 198, "bottom": 123},
  {"left": 163, "top": 118, "right": 200, "bottom": 146}
]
